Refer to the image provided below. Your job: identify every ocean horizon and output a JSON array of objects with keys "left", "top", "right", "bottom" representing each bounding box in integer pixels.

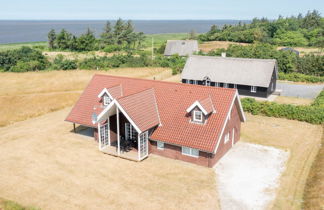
[{"left": 0, "top": 20, "right": 251, "bottom": 44}]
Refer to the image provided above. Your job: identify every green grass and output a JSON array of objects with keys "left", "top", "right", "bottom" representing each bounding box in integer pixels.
[
  {"left": 0, "top": 33, "right": 188, "bottom": 52},
  {"left": 0, "top": 198, "right": 39, "bottom": 210},
  {"left": 0, "top": 42, "right": 47, "bottom": 51},
  {"left": 143, "top": 33, "right": 189, "bottom": 49}
]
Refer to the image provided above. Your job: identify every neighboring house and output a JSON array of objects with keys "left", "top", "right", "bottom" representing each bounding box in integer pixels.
[
  {"left": 164, "top": 40, "right": 199, "bottom": 56},
  {"left": 66, "top": 75, "right": 246, "bottom": 167},
  {"left": 181, "top": 55, "right": 278, "bottom": 98},
  {"left": 280, "top": 47, "right": 300, "bottom": 56}
]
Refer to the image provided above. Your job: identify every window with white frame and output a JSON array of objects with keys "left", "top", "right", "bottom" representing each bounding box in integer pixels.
[
  {"left": 233, "top": 84, "right": 237, "bottom": 89},
  {"left": 157, "top": 141, "right": 164, "bottom": 150},
  {"left": 103, "top": 95, "right": 112, "bottom": 106},
  {"left": 182, "top": 146, "right": 199, "bottom": 157},
  {"left": 193, "top": 110, "right": 203, "bottom": 123},
  {"left": 189, "top": 80, "right": 194, "bottom": 84},
  {"left": 224, "top": 132, "right": 230, "bottom": 143},
  {"left": 251, "top": 86, "right": 257, "bottom": 93},
  {"left": 223, "top": 83, "right": 228, "bottom": 88}
]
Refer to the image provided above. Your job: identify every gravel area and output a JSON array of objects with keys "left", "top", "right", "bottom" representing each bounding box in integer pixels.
[
  {"left": 277, "top": 82, "right": 323, "bottom": 99},
  {"left": 215, "top": 142, "right": 289, "bottom": 210}
]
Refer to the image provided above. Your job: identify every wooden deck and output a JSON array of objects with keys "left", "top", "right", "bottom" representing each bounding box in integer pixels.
[{"left": 101, "top": 146, "right": 139, "bottom": 161}]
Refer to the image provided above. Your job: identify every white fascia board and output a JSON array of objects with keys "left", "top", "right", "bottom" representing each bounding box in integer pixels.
[
  {"left": 235, "top": 91, "right": 246, "bottom": 122},
  {"left": 186, "top": 101, "right": 208, "bottom": 115},
  {"left": 213, "top": 93, "right": 237, "bottom": 154},
  {"left": 97, "top": 100, "right": 116, "bottom": 122},
  {"left": 98, "top": 88, "right": 109, "bottom": 98}
]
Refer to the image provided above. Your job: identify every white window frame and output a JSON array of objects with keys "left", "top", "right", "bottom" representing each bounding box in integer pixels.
[
  {"left": 193, "top": 110, "right": 203, "bottom": 123},
  {"left": 215, "top": 82, "right": 220, "bottom": 87},
  {"left": 181, "top": 146, "right": 199, "bottom": 158},
  {"left": 233, "top": 84, "right": 237, "bottom": 89},
  {"left": 224, "top": 132, "right": 230, "bottom": 143},
  {"left": 103, "top": 95, "right": 111, "bottom": 106},
  {"left": 223, "top": 83, "right": 228, "bottom": 88},
  {"left": 251, "top": 86, "right": 257, "bottom": 93},
  {"left": 232, "top": 128, "right": 235, "bottom": 146},
  {"left": 157, "top": 141, "right": 164, "bottom": 150}
]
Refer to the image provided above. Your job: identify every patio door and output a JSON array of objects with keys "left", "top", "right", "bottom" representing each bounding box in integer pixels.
[
  {"left": 139, "top": 131, "right": 148, "bottom": 159},
  {"left": 100, "top": 123, "right": 109, "bottom": 149},
  {"left": 125, "top": 123, "right": 137, "bottom": 140}
]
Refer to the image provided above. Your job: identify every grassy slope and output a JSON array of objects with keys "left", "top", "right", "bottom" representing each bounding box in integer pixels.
[
  {"left": 0, "top": 68, "right": 172, "bottom": 127},
  {"left": 0, "top": 42, "right": 47, "bottom": 51},
  {"left": 142, "top": 33, "right": 189, "bottom": 48}
]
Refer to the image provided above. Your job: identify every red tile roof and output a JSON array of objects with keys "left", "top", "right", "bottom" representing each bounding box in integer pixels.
[
  {"left": 199, "top": 97, "right": 215, "bottom": 114},
  {"left": 108, "top": 85, "right": 123, "bottom": 98},
  {"left": 66, "top": 74, "right": 241, "bottom": 153},
  {"left": 117, "top": 88, "right": 160, "bottom": 132}
]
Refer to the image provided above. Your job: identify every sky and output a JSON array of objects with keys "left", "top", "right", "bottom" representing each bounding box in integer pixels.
[{"left": 0, "top": 0, "right": 323, "bottom": 20}]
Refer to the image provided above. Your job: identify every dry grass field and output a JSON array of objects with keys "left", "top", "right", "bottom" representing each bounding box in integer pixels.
[
  {"left": 274, "top": 96, "right": 314, "bottom": 106},
  {"left": 0, "top": 108, "right": 219, "bottom": 210},
  {"left": 241, "top": 114, "right": 323, "bottom": 210},
  {"left": 0, "top": 68, "right": 172, "bottom": 127},
  {"left": 277, "top": 46, "right": 324, "bottom": 56},
  {"left": 199, "top": 41, "right": 250, "bottom": 52}
]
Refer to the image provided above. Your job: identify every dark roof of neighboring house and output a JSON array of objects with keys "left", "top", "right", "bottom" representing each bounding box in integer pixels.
[
  {"left": 280, "top": 47, "right": 300, "bottom": 55},
  {"left": 181, "top": 55, "right": 278, "bottom": 87},
  {"left": 65, "top": 75, "right": 245, "bottom": 153},
  {"left": 164, "top": 40, "right": 199, "bottom": 56}
]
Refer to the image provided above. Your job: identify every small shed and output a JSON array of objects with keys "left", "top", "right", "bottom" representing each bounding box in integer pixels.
[
  {"left": 279, "top": 47, "right": 300, "bottom": 56},
  {"left": 164, "top": 40, "right": 199, "bottom": 56}
]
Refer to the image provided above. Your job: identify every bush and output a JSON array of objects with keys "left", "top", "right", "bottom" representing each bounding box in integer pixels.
[
  {"left": 52, "top": 54, "right": 77, "bottom": 70},
  {"left": 103, "top": 45, "right": 122, "bottom": 53},
  {"left": 241, "top": 97, "right": 324, "bottom": 124},
  {"left": 278, "top": 72, "right": 324, "bottom": 83},
  {"left": 0, "top": 47, "right": 48, "bottom": 71},
  {"left": 312, "top": 91, "right": 324, "bottom": 108}
]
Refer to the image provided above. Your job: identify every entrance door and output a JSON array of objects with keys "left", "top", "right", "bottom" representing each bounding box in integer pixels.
[
  {"left": 139, "top": 131, "right": 148, "bottom": 159},
  {"left": 100, "top": 123, "right": 109, "bottom": 149}
]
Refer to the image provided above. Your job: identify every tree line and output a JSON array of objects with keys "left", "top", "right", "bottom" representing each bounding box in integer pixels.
[
  {"left": 199, "top": 10, "right": 324, "bottom": 47},
  {"left": 199, "top": 43, "right": 324, "bottom": 76},
  {"left": 0, "top": 46, "right": 186, "bottom": 74},
  {"left": 47, "top": 18, "right": 145, "bottom": 52}
]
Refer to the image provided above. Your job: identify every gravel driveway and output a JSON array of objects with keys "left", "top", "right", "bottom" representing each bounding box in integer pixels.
[
  {"left": 277, "top": 82, "right": 323, "bottom": 99},
  {"left": 214, "top": 142, "right": 289, "bottom": 210}
]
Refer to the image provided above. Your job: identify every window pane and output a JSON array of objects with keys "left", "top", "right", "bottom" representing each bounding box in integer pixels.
[
  {"left": 182, "top": 147, "right": 190, "bottom": 155},
  {"left": 157, "top": 141, "right": 164, "bottom": 149},
  {"left": 191, "top": 149, "right": 199, "bottom": 157}
]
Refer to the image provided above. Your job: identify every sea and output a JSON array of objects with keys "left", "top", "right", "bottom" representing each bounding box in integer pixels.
[{"left": 0, "top": 20, "right": 251, "bottom": 44}]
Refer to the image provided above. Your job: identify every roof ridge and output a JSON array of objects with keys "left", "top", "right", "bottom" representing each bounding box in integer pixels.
[
  {"left": 189, "top": 55, "right": 277, "bottom": 62},
  {"left": 93, "top": 74, "right": 237, "bottom": 93},
  {"left": 117, "top": 87, "right": 155, "bottom": 100}
]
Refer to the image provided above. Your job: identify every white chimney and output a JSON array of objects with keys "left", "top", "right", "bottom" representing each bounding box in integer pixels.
[{"left": 221, "top": 52, "right": 226, "bottom": 58}]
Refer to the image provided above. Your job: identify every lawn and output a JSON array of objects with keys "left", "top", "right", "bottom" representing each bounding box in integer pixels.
[
  {"left": 0, "top": 68, "right": 172, "bottom": 127},
  {"left": 241, "top": 114, "right": 323, "bottom": 210},
  {"left": 0, "top": 41, "right": 47, "bottom": 51},
  {"left": 0, "top": 108, "right": 219, "bottom": 210},
  {"left": 143, "top": 33, "right": 189, "bottom": 49}
]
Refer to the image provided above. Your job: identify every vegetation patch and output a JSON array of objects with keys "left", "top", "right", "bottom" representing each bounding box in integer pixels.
[
  {"left": 199, "top": 10, "right": 324, "bottom": 48},
  {"left": 279, "top": 72, "right": 324, "bottom": 83},
  {"left": 241, "top": 91, "right": 324, "bottom": 124},
  {"left": 0, "top": 198, "right": 39, "bottom": 210}
]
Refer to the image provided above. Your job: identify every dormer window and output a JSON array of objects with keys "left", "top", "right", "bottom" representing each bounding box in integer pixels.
[
  {"left": 103, "top": 95, "right": 111, "bottom": 106},
  {"left": 193, "top": 110, "right": 203, "bottom": 122}
]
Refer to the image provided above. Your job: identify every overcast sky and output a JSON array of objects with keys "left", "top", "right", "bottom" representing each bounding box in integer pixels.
[{"left": 1, "top": 0, "right": 323, "bottom": 20}]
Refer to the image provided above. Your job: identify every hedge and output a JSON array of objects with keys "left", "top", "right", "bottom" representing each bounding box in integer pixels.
[
  {"left": 279, "top": 72, "right": 324, "bottom": 83},
  {"left": 241, "top": 97, "right": 324, "bottom": 124}
]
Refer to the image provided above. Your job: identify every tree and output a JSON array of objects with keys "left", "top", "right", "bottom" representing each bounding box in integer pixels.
[
  {"left": 48, "top": 29, "right": 56, "bottom": 49},
  {"left": 273, "top": 31, "right": 308, "bottom": 46},
  {"left": 114, "top": 18, "right": 125, "bottom": 45},
  {"left": 100, "top": 21, "right": 114, "bottom": 45},
  {"left": 123, "top": 20, "right": 135, "bottom": 47},
  {"left": 136, "top": 32, "right": 145, "bottom": 49},
  {"left": 302, "top": 10, "right": 322, "bottom": 29},
  {"left": 76, "top": 28, "right": 96, "bottom": 51},
  {"left": 56, "top": 29, "right": 72, "bottom": 50}
]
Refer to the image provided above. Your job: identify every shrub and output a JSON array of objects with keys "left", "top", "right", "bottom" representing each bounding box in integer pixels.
[
  {"left": 103, "top": 45, "right": 122, "bottom": 53},
  {"left": 241, "top": 97, "right": 324, "bottom": 124},
  {"left": 52, "top": 54, "right": 78, "bottom": 70},
  {"left": 278, "top": 72, "right": 324, "bottom": 83},
  {"left": 312, "top": 91, "right": 324, "bottom": 108},
  {"left": 10, "top": 60, "right": 44, "bottom": 72}
]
